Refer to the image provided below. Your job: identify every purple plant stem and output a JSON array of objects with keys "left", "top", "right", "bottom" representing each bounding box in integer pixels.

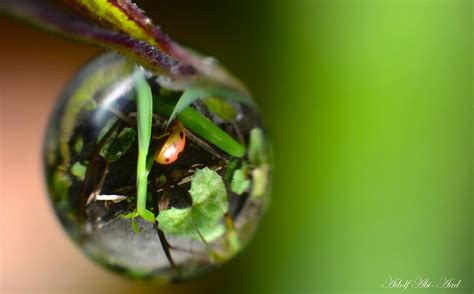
[
  {"left": 0, "top": 1, "right": 193, "bottom": 77},
  {"left": 0, "top": 0, "right": 248, "bottom": 93}
]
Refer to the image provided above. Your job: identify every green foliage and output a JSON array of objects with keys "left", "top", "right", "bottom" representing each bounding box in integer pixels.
[
  {"left": 248, "top": 128, "right": 270, "bottom": 198},
  {"left": 59, "top": 59, "right": 130, "bottom": 167},
  {"left": 231, "top": 168, "right": 250, "bottom": 195},
  {"left": 225, "top": 227, "right": 241, "bottom": 257},
  {"left": 166, "top": 86, "right": 254, "bottom": 127},
  {"left": 119, "top": 210, "right": 142, "bottom": 234},
  {"left": 134, "top": 71, "right": 155, "bottom": 222},
  {"left": 99, "top": 127, "right": 136, "bottom": 162},
  {"left": 202, "top": 86, "right": 254, "bottom": 106},
  {"left": 154, "top": 97, "right": 245, "bottom": 157},
  {"left": 97, "top": 119, "right": 117, "bottom": 143},
  {"left": 224, "top": 159, "right": 239, "bottom": 182},
  {"left": 158, "top": 174, "right": 167, "bottom": 185},
  {"left": 73, "top": 137, "right": 83, "bottom": 153},
  {"left": 119, "top": 211, "right": 137, "bottom": 219},
  {"left": 156, "top": 207, "right": 192, "bottom": 234},
  {"left": 70, "top": 162, "right": 87, "bottom": 181},
  {"left": 251, "top": 165, "right": 270, "bottom": 198},
  {"left": 156, "top": 167, "right": 228, "bottom": 242},
  {"left": 249, "top": 128, "right": 266, "bottom": 165},
  {"left": 203, "top": 97, "right": 237, "bottom": 121},
  {"left": 52, "top": 171, "right": 71, "bottom": 203},
  {"left": 166, "top": 88, "right": 208, "bottom": 127}
]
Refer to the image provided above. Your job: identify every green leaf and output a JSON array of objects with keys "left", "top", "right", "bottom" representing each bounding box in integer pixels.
[
  {"left": 59, "top": 59, "right": 125, "bottom": 166},
  {"left": 202, "top": 97, "right": 237, "bottom": 121},
  {"left": 225, "top": 227, "right": 241, "bottom": 257},
  {"left": 204, "top": 86, "right": 255, "bottom": 106},
  {"left": 73, "top": 137, "right": 83, "bottom": 153},
  {"left": 154, "top": 97, "right": 245, "bottom": 157},
  {"left": 70, "top": 162, "right": 87, "bottom": 181},
  {"left": 251, "top": 165, "right": 270, "bottom": 198},
  {"left": 166, "top": 88, "right": 210, "bottom": 127},
  {"left": 134, "top": 71, "right": 155, "bottom": 222},
  {"left": 156, "top": 167, "right": 228, "bottom": 242},
  {"left": 231, "top": 169, "right": 250, "bottom": 195},
  {"left": 97, "top": 118, "right": 117, "bottom": 143},
  {"left": 99, "top": 127, "right": 136, "bottom": 162},
  {"left": 156, "top": 207, "right": 192, "bottom": 235},
  {"left": 249, "top": 128, "right": 267, "bottom": 165},
  {"left": 199, "top": 224, "right": 225, "bottom": 243},
  {"left": 119, "top": 211, "right": 137, "bottom": 219},
  {"left": 248, "top": 128, "right": 270, "bottom": 198},
  {"left": 135, "top": 73, "right": 153, "bottom": 154},
  {"left": 52, "top": 171, "right": 71, "bottom": 203},
  {"left": 188, "top": 167, "right": 227, "bottom": 205},
  {"left": 166, "top": 86, "right": 254, "bottom": 127},
  {"left": 179, "top": 107, "right": 245, "bottom": 158},
  {"left": 224, "top": 159, "right": 239, "bottom": 182}
]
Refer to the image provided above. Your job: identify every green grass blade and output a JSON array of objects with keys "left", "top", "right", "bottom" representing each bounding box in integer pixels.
[
  {"left": 166, "top": 86, "right": 255, "bottom": 128},
  {"left": 166, "top": 88, "right": 208, "bottom": 128},
  {"left": 134, "top": 71, "right": 155, "bottom": 222},
  {"left": 155, "top": 98, "right": 245, "bottom": 158}
]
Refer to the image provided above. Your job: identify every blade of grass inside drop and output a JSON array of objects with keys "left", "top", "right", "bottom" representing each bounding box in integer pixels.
[
  {"left": 155, "top": 98, "right": 245, "bottom": 158},
  {"left": 134, "top": 71, "right": 155, "bottom": 222},
  {"left": 165, "top": 86, "right": 255, "bottom": 128}
]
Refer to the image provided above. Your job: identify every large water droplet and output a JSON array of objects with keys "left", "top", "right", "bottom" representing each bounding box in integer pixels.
[{"left": 43, "top": 53, "right": 271, "bottom": 281}]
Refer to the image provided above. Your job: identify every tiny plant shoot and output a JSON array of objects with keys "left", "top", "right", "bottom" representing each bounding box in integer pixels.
[{"left": 134, "top": 70, "right": 155, "bottom": 222}]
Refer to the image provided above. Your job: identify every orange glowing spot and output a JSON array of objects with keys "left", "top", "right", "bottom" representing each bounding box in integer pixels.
[{"left": 155, "top": 121, "right": 186, "bottom": 164}]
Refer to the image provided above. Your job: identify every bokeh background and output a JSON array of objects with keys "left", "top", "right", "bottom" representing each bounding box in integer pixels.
[{"left": 0, "top": 0, "right": 472, "bottom": 293}]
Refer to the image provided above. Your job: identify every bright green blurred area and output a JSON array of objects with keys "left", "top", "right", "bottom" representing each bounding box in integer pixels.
[
  {"left": 254, "top": 1, "right": 472, "bottom": 293},
  {"left": 145, "top": 0, "right": 473, "bottom": 293}
]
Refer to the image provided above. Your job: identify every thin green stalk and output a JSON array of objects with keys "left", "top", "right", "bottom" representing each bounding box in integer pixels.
[
  {"left": 135, "top": 70, "right": 155, "bottom": 222},
  {"left": 154, "top": 98, "right": 245, "bottom": 158}
]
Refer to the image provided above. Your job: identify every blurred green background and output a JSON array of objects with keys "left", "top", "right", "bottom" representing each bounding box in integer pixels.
[{"left": 1, "top": 0, "right": 472, "bottom": 293}]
